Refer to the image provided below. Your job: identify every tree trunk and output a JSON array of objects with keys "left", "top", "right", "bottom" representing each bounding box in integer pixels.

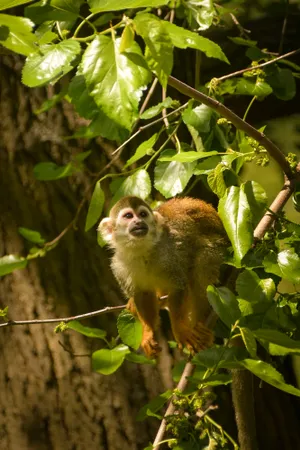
[{"left": 0, "top": 54, "right": 173, "bottom": 450}]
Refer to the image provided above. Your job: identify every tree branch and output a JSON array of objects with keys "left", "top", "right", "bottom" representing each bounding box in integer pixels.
[
  {"left": 167, "top": 75, "right": 294, "bottom": 179},
  {"left": 0, "top": 305, "right": 125, "bottom": 328}
]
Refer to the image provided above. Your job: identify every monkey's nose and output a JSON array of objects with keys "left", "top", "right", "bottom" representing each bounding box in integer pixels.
[{"left": 130, "top": 222, "right": 148, "bottom": 237}]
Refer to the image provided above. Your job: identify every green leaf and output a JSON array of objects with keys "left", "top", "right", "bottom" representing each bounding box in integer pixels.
[
  {"left": 119, "top": 23, "right": 135, "bottom": 53},
  {"left": 22, "top": 40, "right": 81, "bottom": 87},
  {"left": 184, "top": 0, "right": 215, "bottom": 31},
  {"left": 125, "top": 353, "right": 156, "bottom": 365},
  {"left": 236, "top": 78, "right": 272, "bottom": 98},
  {"left": 192, "top": 345, "right": 248, "bottom": 369},
  {"left": 207, "top": 285, "right": 240, "bottom": 328},
  {"left": 33, "top": 162, "right": 74, "bottom": 180},
  {"left": 253, "top": 329, "right": 300, "bottom": 356},
  {"left": 81, "top": 35, "right": 151, "bottom": 130},
  {"left": 182, "top": 104, "right": 214, "bottom": 133},
  {"left": 85, "top": 182, "right": 105, "bottom": 232},
  {"left": 229, "top": 37, "right": 257, "bottom": 47},
  {"left": 68, "top": 74, "right": 99, "bottom": 120},
  {"left": 18, "top": 227, "right": 45, "bottom": 245},
  {"left": 239, "top": 359, "right": 300, "bottom": 397},
  {"left": 134, "top": 13, "right": 173, "bottom": 88},
  {"left": 0, "top": 0, "right": 33, "bottom": 9},
  {"left": 0, "top": 14, "right": 36, "bottom": 56},
  {"left": 50, "top": 0, "right": 83, "bottom": 16},
  {"left": 0, "top": 306, "right": 8, "bottom": 318},
  {"left": 243, "top": 181, "right": 267, "bottom": 226},
  {"left": 240, "top": 327, "right": 257, "bottom": 358},
  {"left": 163, "top": 20, "right": 229, "bottom": 63},
  {"left": 136, "top": 389, "right": 173, "bottom": 421},
  {"left": 154, "top": 149, "right": 196, "bottom": 198},
  {"left": 267, "top": 68, "right": 296, "bottom": 101},
  {"left": 92, "top": 344, "right": 130, "bottom": 375},
  {"left": 25, "top": 0, "right": 76, "bottom": 23},
  {"left": 140, "top": 97, "right": 176, "bottom": 120},
  {"left": 236, "top": 270, "right": 275, "bottom": 303},
  {"left": 88, "top": 0, "right": 169, "bottom": 13},
  {"left": 67, "top": 320, "right": 107, "bottom": 339},
  {"left": 159, "top": 150, "right": 218, "bottom": 163},
  {"left": 191, "top": 372, "right": 232, "bottom": 386},
  {"left": 124, "top": 133, "right": 159, "bottom": 168},
  {"left": 112, "top": 169, "right": 151, "bottom": 203},
  {"left": 207, "top": 163, "right": 227, "bottom": 198},
  {"left": 218, "top": 184, "right": 254, "bottom": 263},
  {"left": 193, "top": 155, "right": 221, "bottom": 175},
  {"left": 263, "top": 249, "right": 300, "bottom": 284},
  {"left": 34, "top": 91, "right": 66, "bottom": 114},
  {"left": 117, "top": 310, "right": 143, "bottom": 350},
  {"left": 0, "top": 255, "right": 27, "bottom": 276}
]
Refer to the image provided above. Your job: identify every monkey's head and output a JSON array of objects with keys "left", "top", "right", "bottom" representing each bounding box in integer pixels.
[{"left": 98, "top": 196, "right": 164, "bottom": 250}]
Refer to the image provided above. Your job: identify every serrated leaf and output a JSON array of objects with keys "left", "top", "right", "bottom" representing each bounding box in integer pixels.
[
  {"left": 0, "top": 255, "right": 27, "bottom": 276},
  {"left": 140, "top": 97, "right": 176, "bottom": 120},
  {"left": 236, "top": 270, "right": 275, "bottom": 303},
  {"left": 207, "top": 285, "right": 240, "bottom": 328},
  {"left": 85, "top": 182, "right": 105, "bottom": 232},
  {"left": 0, "top": 14, "right": 36, "bottom": 56},
  {"left": 112, "top": 169, "right": 151, "bottom": 203},
  {"left": 136, "top": 389, "right": 173, "bottom": 421},
  {"left": 163, "top": 20, "right": 228, "bottom": 63},
  {"left": 22, "top": 40, "right": 81, "bottom": 87},
  {"left": 68, "top": 320, "right": 107, "bottom": 339},
  {"left": 119, "top": 23, "right": 135, "bottom": 53},
  {"left": 18, "top": 227, "right": 45, "bottom": 245},
  {"left": 218, "top": 184, "right": 253, "bottom": 263},
  {"left": 253, "top": 329, "right": 300, "bottom": 356},
  {"left": 81, "top": 35, "right": 151, "bottom": 130},
  {"left": 239, "top": 359, "right": 300, "bottom": 397},
  {"left": 134, "top": 13, "right": 173, "bottom": 87},
  {"left": 207, "top": 163, "right": 227, "bottom": 198},
  {"left": 33, "top": 162, "right": 74, "bottom": 180},
  {"left": 124, "top": 133, "right": 158, "bottom": 168},
  {"left": 92, "top": 344, "right": 130, "bottom": 375},
  {"left": 159, "top": 150, "right": 218, "bottom": 163},
  {"left": 117, "top": 310, "right": 143, "bottom": 350},
  {"left": 154, "top": 149, "right": 196, "bottom": 198},
  {"left": 263, "top": 249, "right": 300, "bottom": 284},
  {"left": 240, "top": 327, "right": 257, "bottom": 358},
  {"left": 193, "top": 155, "right": 221, "bottom": 175},
  {"left": 182, "top": 104, "right": 214, "bottom": 133},
  {"left": 192, "top": 345, "right": 248, "bottom": 369},
  {"left": 88, "top": 0, "right": 169, "bottom": 13},
  {"left": 125, "top": 353, "right": 156, "bottom": 365}
]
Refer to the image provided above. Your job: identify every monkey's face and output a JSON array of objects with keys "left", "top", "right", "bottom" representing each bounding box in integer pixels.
[{"left": 99, "top": 202, "right": 164, "bottom": 250}]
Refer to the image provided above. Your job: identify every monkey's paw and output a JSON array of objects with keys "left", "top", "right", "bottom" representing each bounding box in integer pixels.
[
  {"left": 141, "top": 337, "right": 162, "bottom": 359},
  {"left": 175, "top": 321, "right": 213, "bottom": 354}
]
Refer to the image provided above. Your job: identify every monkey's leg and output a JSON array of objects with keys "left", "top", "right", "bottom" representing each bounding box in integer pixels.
[
  {"left": 133, "top": 291, "right": 161, "bottom": 358},
  {"left": 168, "top": 289, "right": 213, "bottom": 354}
]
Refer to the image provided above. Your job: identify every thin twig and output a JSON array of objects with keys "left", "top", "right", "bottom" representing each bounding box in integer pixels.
[
  {"left": 167, "top": 75, "right": 294, "bottom": 178},
  {"left": 217, "top": 47, "right": 300, "bottom": 82},
  {"left": 0, "top": 305, "right": 125, "bottom": 328}
]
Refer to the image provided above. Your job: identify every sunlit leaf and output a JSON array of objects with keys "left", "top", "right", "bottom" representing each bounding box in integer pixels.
[
  {"left": 0, "top": 255, "right": 27, "bottom": 276},
  {"left": 159, "top": 150, "right": 218, "bottom": 163},
  {"left": 236, "top": 270, "right": 275, "bottom": 303},
  {"left": 207, "top": 285, "right": 240, "bottom": 328},
  {"left": 68, "top": 320, "right": 107, "bottom": 339},
  {"left": 112, "top": 169, "right": 151, "bottom": 204},
  {"left": 92, "top": 344, "right": 130, "bottom": 375},
  {"left": 124, "top": 133, "right": 159, "bottom": 168},
  {"left": 263, "top": 249, "right": 300, "bottom": 284},
  {"left": 85, "top": 182, "right": 105, "bottom": 232},
  {"left": 240, "top": 327, "right": 257, "bottom": 358},
  {"left": 117, "top": 310, "right": 142, "bottom": 350},
  {"left": 18, "top": 227, "right": 45, "bottom": 245},
  {"left": 88, "top": 0, "right": 169, "bottom": 13},
  {"left": 253, "top": 329, "right": 300, "bottom": 356},
  {"left": 0, "top": 14, "right": 36, "bottom": 56}
]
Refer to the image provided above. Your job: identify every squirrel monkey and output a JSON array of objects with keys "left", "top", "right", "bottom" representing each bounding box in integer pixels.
[{"left": 99, "top": 196, "right": 227, "bottom": 358}]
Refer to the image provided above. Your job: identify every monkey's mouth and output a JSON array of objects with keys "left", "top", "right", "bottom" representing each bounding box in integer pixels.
[{"left": 130, "top": 224, "right": 148, "bottom": 237}]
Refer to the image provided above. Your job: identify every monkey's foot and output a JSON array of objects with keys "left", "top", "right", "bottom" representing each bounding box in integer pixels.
[
  {"left": 174, "top": 321, "right": 213, "bottom": 354},
  {"left": 141, "top": 336, "right": 162, "bottom": 359},
  {"left": 126, "top": 298, "right": 137, "bottom": 316}
]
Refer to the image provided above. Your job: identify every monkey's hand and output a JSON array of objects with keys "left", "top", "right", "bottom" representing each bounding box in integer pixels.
[
  {"left": 174, "top": 321, "right": 214, "bottom": 354},
  {"left": 141, "top": 327, "right": 161, "bottom": 359}
]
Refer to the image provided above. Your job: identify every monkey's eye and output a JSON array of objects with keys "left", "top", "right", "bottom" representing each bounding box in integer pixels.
[
  {"left": 139, "top": 210, "right": 148, "bottom": 218},
  {"left": 123, "top": 212, "right": 133, "bottom": 219}
]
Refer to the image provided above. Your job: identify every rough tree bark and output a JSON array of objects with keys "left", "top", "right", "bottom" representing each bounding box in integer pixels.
[{"left": 0, "top": 54, "right": 173, "bottom": 450}]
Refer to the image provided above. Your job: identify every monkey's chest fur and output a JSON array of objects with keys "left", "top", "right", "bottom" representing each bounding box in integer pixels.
[{"left": 111, "top": 238, "right": 189, "bottom": 297}]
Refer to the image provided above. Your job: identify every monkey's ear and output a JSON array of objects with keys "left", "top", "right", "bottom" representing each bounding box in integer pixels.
[
  {"left": 153, "top": 211, "right": 165, "bottom": 228},
  {"left": 98, "top": 218, "right": 114, "bottom": 243}
]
